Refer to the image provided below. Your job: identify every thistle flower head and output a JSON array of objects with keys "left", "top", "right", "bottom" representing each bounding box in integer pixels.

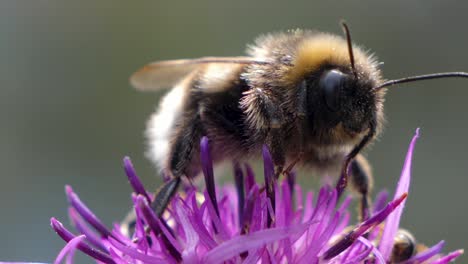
[{"left": 3, "top": 129, "right": 463, "bottom": 264}]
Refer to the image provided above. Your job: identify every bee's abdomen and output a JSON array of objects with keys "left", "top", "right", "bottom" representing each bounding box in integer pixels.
[
  {"left": 200, "top": 79, "right": 258, "bottom": 159},
  {"left": 146, "top": 82, "right": 188, "bottom": 171}
]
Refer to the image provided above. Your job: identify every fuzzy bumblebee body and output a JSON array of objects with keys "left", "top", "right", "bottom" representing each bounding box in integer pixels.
[
  {"left": 133, "top": 29, "right": 385, "bottom": 179},
  {"left": 127, "top": 24, "right": 468, "bottom": 255}
]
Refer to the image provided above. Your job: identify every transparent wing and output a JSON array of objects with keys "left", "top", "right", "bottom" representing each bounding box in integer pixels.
[{"left": 130, "top": 56, "right": 269, "bottom": 91}]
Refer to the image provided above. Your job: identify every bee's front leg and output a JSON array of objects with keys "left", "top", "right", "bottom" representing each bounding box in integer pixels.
[
  {"left": 261, "top": 125, "right": 288, "bottom": 228},
  {"left": 336, "top": 118, "right": 376, "bottom": 216},
  {"left": 349, "top": 154, "right": 373, "bottom": 222},
  {"left": 267, "top": 128, "right": 286, "bottom": 179},
  {"left": 254, "top": 119, "right": 285, "bottom": 229}
]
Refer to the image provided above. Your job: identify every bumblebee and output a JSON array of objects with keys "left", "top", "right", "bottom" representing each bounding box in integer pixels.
[{"left": 131, "top": 22, "right": 468, "bottom": 218}]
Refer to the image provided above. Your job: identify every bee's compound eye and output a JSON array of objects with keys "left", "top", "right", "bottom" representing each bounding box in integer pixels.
[
  {"left": 320, "top": 69, "right": 346, "bottom": 112},
  {"left": 391, "top": 229, "right": 417, "bottom": 263}
]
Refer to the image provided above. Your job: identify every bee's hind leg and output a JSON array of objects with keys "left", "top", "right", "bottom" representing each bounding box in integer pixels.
[
  {"left": 349, "top": 154, "right": 373, "bottom": 221},
  {"left": 156, "top": 108, "right": 204, "bottom": 214},
  {"left": 152, "top": 176, "right": 182, "bottom": 216},
  {"left": 120, "top": 177, "right": 181, "bottom": 237},
  {"left": 121, "top": 111, "right": 202, "bottom": 235}
]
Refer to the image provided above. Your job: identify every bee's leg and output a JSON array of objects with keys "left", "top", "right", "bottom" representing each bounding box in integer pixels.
[
  {"left": 243, "top": 87, "right": 286, "bottom": 226},
  {"left": 267, "top": 128, "right": 286, "bottom": 179},
  {"left": 119, "top": 177, "right": 181, "bottom": 237},
  {"left": 244, "top": 86, "right": 286, "bottom": 178},
  {"left": 283, "top": 152, "right": 303, "bottom": 176},
  {"left": 349, "top": 154, "right": 373, "bottom": 221},
  {"left": 264, "top": 129, "right": 286, "bottom": 227},
  {"left": 152, "top": 111, "right": 204, "bottom": 215},
  {"left": 152, "top": 176, "right": 182, "bottom": 216},
  {"left": 336, "top": 120, "right": 376, "bottom": 198}
]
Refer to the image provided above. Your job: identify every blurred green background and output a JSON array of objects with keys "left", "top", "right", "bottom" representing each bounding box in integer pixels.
[{"left": 1, "top": 1, "right": 467, "bottom": 262}]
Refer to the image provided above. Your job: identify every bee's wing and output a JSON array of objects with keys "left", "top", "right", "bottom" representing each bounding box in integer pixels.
[{"left": 130, "top": 56, "right": 269, "bottom": 91}]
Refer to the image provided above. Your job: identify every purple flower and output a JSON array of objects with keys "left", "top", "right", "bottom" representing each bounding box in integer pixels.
[{"left": 3, "top": 129, "right": 463, "bottom": 264}]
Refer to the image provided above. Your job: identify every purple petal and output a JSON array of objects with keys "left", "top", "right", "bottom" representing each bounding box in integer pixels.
[
  {"left": 68, "top": 208, "right": 108, "bottom": 253},
  {"left": 301, "top": 211, "right": 340, "bottom": 262},
  {"left": 0, "top": 262, "right": 48, "bottom": 264},
  {"left": 286, "top": 170, "right": 296, "bottom": 194},
  {"left": 173, "top": 199, "right": 200, "bottom": 262},
  {"left": 262, "top": 145, "right": 275, "bottom": 184},
  {"left": 274, "top": 183, "right": 293, "bottom": 262},
  {"left": 123, "top": 156, "right": 151, "bottom": 203},
  {"left": 358, "top": 193, "right": 407, "bottom": 237},
  {"left": 65, "top": 186, "right": 114, "bottom": 240},
  {"left": 306, "top": 191, "right": 337, "bottom": 254},
  {"left": 241, "top": 185, "right": 259, "bottom": 234},
  {"left": 336, "top": 211, "right": 351, "bottom": 235},
  {"left": 379, "top": 128, "right": 420, "bottom": 260},
  {"left": 110, "top": 224, "right": 132, "bottom": 246},
  {"left": 203, "top": 191, "right": 229, "bottom": 240},
  {"left": 402, "top": 240, "right": 445, "bottom": 264},
  {"left": 432, "top": 249, "right": 464, "bottom": 264},
  {"left": 135, "top": 195, "right": 183, "bottom": 259},
  {"left": 302, "top": 192, "right": 314, "bottom": 222},
  {"left": 132, "top": 195, "right": 151, "bottom": 252},
  {"left": 200, "top": 137, "right": 219, "bottom": 218},
  {"left": 54, "top": 235, "right": 85, "bottom": 264},
  {"left": 266, "top": 196, "right": 276, "bottom": 225},
  {"left": 342, "top": 237, "right": 373, "bottom": 264},
  {"left": 321, "top": 190, "right": 338, "bottom": 226},
  {"left": 357, "top": 237, "right": 385, "bottom": 264},
  {"left": 50, "top": 218, "right": 115, "bottom": 264},
  {"left": 248, "top": 194, "right": 265, "bottom": 230},
  {"left": 372, "top": 190, "right": 389, "bottom": 214},
  {"left": 135, "top": 195, "right": 161, "bottom": 235},
  {"left": 402, "top": 240, "right": 457, "bottom": 264},
  {"left": 335, "top": 196, "right": 353, "bottom": 234},
  {"left": 107, "top": 248, "right": 126, "bottom": 264},
  {"left": 202, "top": 222, "right": 310, "bottom": 263},
  {"left": 267, "top": 248, "right": 278, "bottom": 264},
  {"left": 337, "top": 195, "right": 353, "bottom": 214},
  {"left": 233, "top": 162, "right": 245, "bottom": 227},
  {"left": 243, "top": 250, "right": 261, "bottom": 264},
  {"left": 308, "top": 187, "right": 330, "bottom": 224},
  {"left": 323, "top": 192, "right": 407, "bottom": 260},
  {"left": 294, "top": 185, "right": 303, "bottom": 210},
  {"left": 262, "top": 145, "right": 276, "bottom": 227},
  {"left": 275, "top": 184, "right": 286, "bottom": 228},
  {"left": 244, "top": 163, "right": 256, "bottom": 192},
  {"left": 40, "top": 129, "right": 464, "bottom": 264},
  {"left": 280, "top": 181, "right": 293, "bottom": 226},
  {"left": 107, "top": 237, "right": 169, "bottom": 264},
  {"left": 187, "top": 204, "right": 218, "bottom": 249}
]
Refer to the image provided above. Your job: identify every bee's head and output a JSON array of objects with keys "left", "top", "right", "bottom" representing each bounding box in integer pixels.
[
  {"left": 243, "top": 25, "right": 385, "bottom": 141},
  {"left": 300, "top": 63, "right": 381, "bottom": 137},
  {"left": 282, "top": 23, "right": 385, "bottom": 140},
  {"left": 246, "top": 22, "right": 468, "bottom": 142}
]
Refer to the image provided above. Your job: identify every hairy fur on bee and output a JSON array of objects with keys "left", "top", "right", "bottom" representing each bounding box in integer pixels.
[{"left": 144, "top": 29, "right": 386, "bottom": 178}]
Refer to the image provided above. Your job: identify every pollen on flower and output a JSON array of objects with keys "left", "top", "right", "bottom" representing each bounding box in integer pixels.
[{"left": 7, "top": 129, "right": 462, "bottom": 264}]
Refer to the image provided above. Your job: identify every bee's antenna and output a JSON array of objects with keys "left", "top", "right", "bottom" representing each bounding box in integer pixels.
[
  {"left": 341, "top": 21, "right": 358, "bottom": 79},
  {"left": 373, "top": 72, "right": 468, "bottom": 91}
]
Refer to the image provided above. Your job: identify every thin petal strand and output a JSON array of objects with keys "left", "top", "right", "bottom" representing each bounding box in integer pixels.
[
  {"left": 54, "top": 235, "right": 86, "bottom": 264},
  {"left": 379, "top": 128, "right": 420, "bottom": 260}
]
